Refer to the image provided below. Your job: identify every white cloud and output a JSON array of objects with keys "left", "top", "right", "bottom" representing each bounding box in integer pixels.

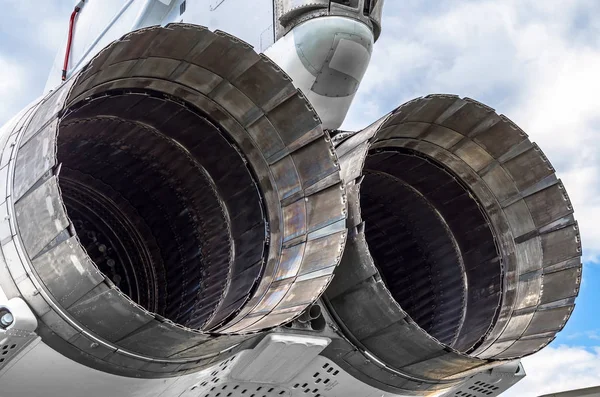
[
  {"left": 502, "top": 345, "right": 600, "bottom": 396},
  {"left": 346, "top": 0, "right": 600, "bottom": 262},
  {"left": 3, "top": 0, "right": 70, "bottom": 51},
  {"left": 0, "top": 0, "right": 69, "bottom": 127},
  {"left": 0, "top": 56, "right": 29, "bottom": 123}
]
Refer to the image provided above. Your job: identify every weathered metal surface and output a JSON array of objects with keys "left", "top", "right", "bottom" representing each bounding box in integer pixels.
[
  {"left": 31, "top": 236, "right": 105, "bottom": 309},
  {"left": 274, "top": 0, "right": 384, "bottom": 41},
  {"left": 1, "top": 24, "right": 345, "bottom": 377},
  {"left": 324, "top": 94, "right": 582, "bottom": 391},
  {"left": 276, "top": 0, "right": 329, "bottom": 26},
  {"left": 438, "top": 361, "right": 526, "bottom": 397},
  {"left": 14, "top": 177, "right": 70, "bottom": 258}
]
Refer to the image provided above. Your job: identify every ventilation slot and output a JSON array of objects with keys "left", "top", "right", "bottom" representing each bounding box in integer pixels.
[
  {"left": 454, "top": 380, "right": 502, "bottom": 396},
  {"left": 0, "top": 343, "right": 18, "bottom": 365},
  {"left": 291, "top": 362, "right": 341, "bottom": 396},
  {"left": 199, "top": 384, "right": 287, "bottom": 397},
  {"left": 185, "top": 355, "right": 290, "bottom": 397}
]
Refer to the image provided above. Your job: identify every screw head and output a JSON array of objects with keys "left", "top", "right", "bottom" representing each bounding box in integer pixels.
[{"left": 1, "top": 312, "right": 14, "bottom": 327}]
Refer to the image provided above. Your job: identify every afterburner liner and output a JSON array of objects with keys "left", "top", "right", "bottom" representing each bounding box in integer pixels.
[
  {"left": 323, "top": 94, "right": 582, "bottom": 393},
  {"left": 0, "top": 24, "right": 346, "bottom": 377}
]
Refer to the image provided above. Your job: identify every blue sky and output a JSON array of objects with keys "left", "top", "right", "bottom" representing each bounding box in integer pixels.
[{"left": 0, "top": 1, "right": 598, "bottom": 396}]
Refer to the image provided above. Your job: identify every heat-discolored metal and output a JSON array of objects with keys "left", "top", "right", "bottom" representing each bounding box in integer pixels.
[
  {"left": 324, "top": 94, "right": 582, "bottom": 392},
  {"left": 0, "top": 24, "right": 346, "bottom": 377}
]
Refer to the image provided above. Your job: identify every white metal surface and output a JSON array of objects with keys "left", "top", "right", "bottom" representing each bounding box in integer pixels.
[
  {"left": 178, "top": 354, "right": 413, "bottom": 397},
  {"left": 265, "top": 16, "right": 374, "bottom": 129},
  {"left": 181, "top": 0, "right": 275, "bottom": 50},
  {"left": 329, "top": 39, "right": 371, "bottom": 81},
  {"left": 170, "top": 338, "right": 430, "bottom": 397},
  {"left": 230, "top": 334, "right": 330, "bottom": 383},
  {"left": 0, "top": 292, "right": 520, "bottom": 397},
  {"left": 0, "top": 298, "right": 39, "bottom": 374},
  {"left": 0, "top": 340, "right": 182, "bottom": 397},
  {"left": 439, "top": 361, "right": 526, "bottom": 397},
  {"left": 0, "top": 330, "right": 423, "bottom": 397}
]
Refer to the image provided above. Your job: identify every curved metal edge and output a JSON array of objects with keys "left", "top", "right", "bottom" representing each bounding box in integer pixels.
[
  {"left": 1, "top": 23, "right": 347, "bottom": 377},
  {"left": 320, "top": 294, "right": 465, "bottom": 395},
  {"left": 322, "top": 94, "right": 582, "bottom": 387},
  {"left": 65, "top": 23, "right": 347, "bottom": 335},
  {"left": 275, "top": 0, "right": 330, "bottom": 27},
  {"left": 324, "top": 183, "right": 490, "bottom": 385},
  {"left": 374, "top": 95, "right": 581, "bottom": 360},
  {"left": 274, "top": 0, "right": 379, "bottom": 41},
  {"left": 2, "top": 76, "right": 256, "bottom": 377}
]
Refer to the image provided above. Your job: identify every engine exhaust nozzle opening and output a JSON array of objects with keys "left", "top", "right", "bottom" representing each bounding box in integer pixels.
[
  {"left": 325, "top": 95, "right": 582, "bottom": 386},
  {"left": 57, "top": 89, "right": 266, "bottom": 330},
  {"left": 8, "top": 25, "right": 346, "bottom": 373},
  {"left": 361, "top": 148, "right": 502, "bottom": 352}
]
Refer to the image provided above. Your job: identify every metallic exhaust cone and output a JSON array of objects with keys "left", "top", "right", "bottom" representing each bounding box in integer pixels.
[
  {"left": 0, "top": 24, "right": 346, "bottom": 377},
  {"left": 324, "top": 94, "right": 582, "bottom": 393}
]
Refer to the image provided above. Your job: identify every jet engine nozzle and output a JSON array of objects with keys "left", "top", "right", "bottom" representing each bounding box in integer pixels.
[
  {"left": 0, "top": 24, "right": 346, "bottom": 377},
  {"left": 324, "top": 95, "right": 582, "bottom": 392}
]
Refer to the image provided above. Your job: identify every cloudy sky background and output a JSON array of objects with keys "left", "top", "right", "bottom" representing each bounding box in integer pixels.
[{"left": 0, "top": 0, "right": 598, "bottom": 396}]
